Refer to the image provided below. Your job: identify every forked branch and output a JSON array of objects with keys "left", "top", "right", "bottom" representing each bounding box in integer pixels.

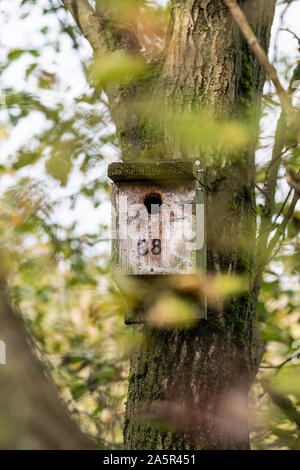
[
  {"left": 255, "top": 189, "right": 299, "bottom": 283},
  {"left": 262, "top": 379, "right": 300, "bottom": 429},
  {"left": 257, "top": 60, "right": 300, "bottom": 258},
  {"left": 224, "top": 1, "right": 300, "bottom": 278},
  {"left": 62, "top": 0, "right": 103, "bottom": 51},
  {"left": 224, "top": 0, "right": 299, "bottom": 136},
  {"left": 62, "top": 0, "right": 141, "bottom": 54}
]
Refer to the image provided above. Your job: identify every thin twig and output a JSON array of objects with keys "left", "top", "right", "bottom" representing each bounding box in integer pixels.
[
  {"left": 267, "top": 190, "right": 299, "bottom": 255},
  {"left": 263, "top": 94, "right": 281, "bottom": 107},
  {"left": 260, "top": 356, "right": 293, "bottom": 372},
  {"left": 274, "top": 187, "right": 293, "bottom": 224},
  {"left": 274, "top": 2, "right": 299, "bottom": 62},
  {"left": 254, "top": 58, "right": 299, "bottom": 273},
  {"left": 255, "top": 184, "right": 268, "bottom": 198},
  {"left": 264, "top": 143, "right": 296, "bottom": 177},
  {"left": 280, "top": 28, "right": 300, "bottom": 45},
  {"left": 254, "top": 189, "right": 299, "bottom": 285}
]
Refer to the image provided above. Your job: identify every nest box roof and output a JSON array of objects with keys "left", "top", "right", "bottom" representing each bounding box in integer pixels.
[{"left": 108, "top": 160, "right": 202, "bottom": 182}]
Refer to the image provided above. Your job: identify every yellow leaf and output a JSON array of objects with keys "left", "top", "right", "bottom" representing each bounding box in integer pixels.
[
  {"left": 90, "top": 51, "right": 147, "bottom": 88},
  {"left": 147, "top": 295, "right": 197, "bottom": 328}
]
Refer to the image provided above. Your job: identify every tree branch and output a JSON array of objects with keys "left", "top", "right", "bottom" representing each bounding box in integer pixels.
[
  {"left": 260, "top": 356, "right": 293, "bottom": 372},
  {"left": 95, "top": 1, "right": 141, "bottom": 54},
  {"left": 223, "top": 0, "right": 298, "bottom": 135},
  {"left": 274, "top": 187, "right": 293, "bottom": 223},
  {"left": 287, "top": 169, "right": 300, "bottom": 194},
  {"left": 259, "top": 79, "right": 298, "bottom": 240},
  {"left": 255, "top": 112, "right": 287, "bottom": 278},
  {"left": 62, "top": 0, "right": 103, "bottom": 51},
  {"left": 62, "top": 0, "right": 141, "bottom": 55},
  {"left": 280, "top": 28, "right": 300, "bottom": 45},
  {"left": 262, "top": 379, "right": 300, "bottom": 429},
  {"left": 267, "top": 189, "right": 299, "bottom": 252},
  {"left": 0, "top": 280, "right": 97, "bottom": 449},
  {"left": 61, "top": 0, "right": 144, "bottom": 159},
  {"left": 262, "top": 112, "right": 287, "bottom": 221},
  {"left": 254, "top": 55, "right": 300, "bottom": 277},
  {"left": 255, "top": 189, "right": 299, "bottom": 283}
]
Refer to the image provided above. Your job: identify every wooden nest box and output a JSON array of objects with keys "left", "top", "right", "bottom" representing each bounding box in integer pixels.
[{"left": 108, "top": 160, "right": 206, "bottom": 323}]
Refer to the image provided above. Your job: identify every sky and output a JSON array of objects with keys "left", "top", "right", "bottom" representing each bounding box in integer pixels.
[{"left": 0, "top": 0, "right": 299, "bottom": 262}]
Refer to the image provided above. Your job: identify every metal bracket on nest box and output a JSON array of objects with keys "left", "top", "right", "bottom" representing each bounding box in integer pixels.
[{"left": 108, "top": 160, "right": 207, "bottom": 324}]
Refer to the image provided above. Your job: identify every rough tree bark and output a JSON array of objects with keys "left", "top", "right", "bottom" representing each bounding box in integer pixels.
[
  {"left": 123, "top": 0, "right": 276, "bottom": 450},
  {"left": 57, "top": 0, "right": 280, "bottom": 450}
]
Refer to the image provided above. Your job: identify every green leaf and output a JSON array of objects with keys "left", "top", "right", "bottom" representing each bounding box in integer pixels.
[
  {"left": 90, "top": 51, "right": 147, "bottom": 89},
  {"left": 7, "top": 49, "right": 25, "bottom": 61},
  {"left": 7, "top": 49, "right": 40, "bottom": 62},
  {"left": 29, "top": 49, "right": 40, "bottom": 58},
  {"left": 71, "top": 383, "right": 86, "bottom": 401},
  {"left": 164, "top": 111, "right": 250, "bottom": 151},
  {"left": 13, "top": 151, "right": 40, "bottom": 170},
  {"left": 25, "top": 63, "right": 38, "bottom": 79}
]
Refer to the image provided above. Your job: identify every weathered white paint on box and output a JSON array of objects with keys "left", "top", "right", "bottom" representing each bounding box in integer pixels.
[{"left": 112, "top": 181, "right": 200, "bottom": 275}]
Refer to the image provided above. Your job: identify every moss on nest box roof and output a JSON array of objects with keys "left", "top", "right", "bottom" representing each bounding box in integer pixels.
[{"left": 108, "top": 160, "right": 202, "bottom": 182}]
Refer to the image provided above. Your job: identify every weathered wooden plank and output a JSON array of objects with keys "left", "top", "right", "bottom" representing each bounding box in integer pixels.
[{"left": 112, "top": 181, "right": 199, "bottom": 275}]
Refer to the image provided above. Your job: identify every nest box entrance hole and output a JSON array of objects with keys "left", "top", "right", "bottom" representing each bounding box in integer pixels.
[{"left": 143, "top": 193, "right": 162, "bottom": 215}]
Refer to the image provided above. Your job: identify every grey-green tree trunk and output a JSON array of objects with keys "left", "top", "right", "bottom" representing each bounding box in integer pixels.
[{"left": 122, "top": 0, "right": 276, "bottom": 450}]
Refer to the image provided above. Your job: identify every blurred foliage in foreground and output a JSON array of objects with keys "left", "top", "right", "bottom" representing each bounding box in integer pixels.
[{"left": 0, "top": 0, "right": 299, "bottom": 449}]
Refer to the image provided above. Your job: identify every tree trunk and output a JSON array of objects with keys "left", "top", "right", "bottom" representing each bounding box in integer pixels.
[
  {"left": 123, "top": 0, "right": 276, "bottom": 450},
  {"left": 0, "top": 281, "right": 95, "bottom": 449}
]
